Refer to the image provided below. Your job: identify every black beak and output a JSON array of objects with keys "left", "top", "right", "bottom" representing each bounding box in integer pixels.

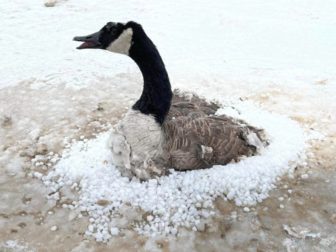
[{"left": 73, "top": 31, "right": 102, "bottom": 49}]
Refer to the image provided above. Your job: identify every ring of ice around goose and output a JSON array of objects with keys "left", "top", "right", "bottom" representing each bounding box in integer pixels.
[{"left": 41, "top": 101, "right": 306, "bottom": 242}]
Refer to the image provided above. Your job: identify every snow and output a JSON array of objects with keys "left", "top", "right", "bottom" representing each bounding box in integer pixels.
[
  {"left": 243, "top": 207, "right": 250, "bottom": 213},
  {"left": 2, "top": 240, "right": 34, "bottom": 252},
  {"left": 41, "top": 100, "right": 306, "bottom": 241},
  {"left": 1, "top": 0, "right": 335, "bottom": 91},
  {"left": 110, "top": 227, "right": 120, "bottom": 236},
  {"left": 50, "top": 225, "right": 58, "bottom": 231},
  {"left": 1, "top": 0, "right": 335, "bottom": 245}
]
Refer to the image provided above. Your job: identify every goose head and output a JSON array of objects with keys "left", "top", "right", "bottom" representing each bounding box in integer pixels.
[
  {"left": 74, "top": 22, "right": 135, "bottom": 55},
  {"left": 74, "top": 21, "right": 172, "bottom": 125}
]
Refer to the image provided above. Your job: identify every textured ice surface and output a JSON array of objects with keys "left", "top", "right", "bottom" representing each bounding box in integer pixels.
[{"left": 1, "top": 0, "right": 335, "bottom": 249}]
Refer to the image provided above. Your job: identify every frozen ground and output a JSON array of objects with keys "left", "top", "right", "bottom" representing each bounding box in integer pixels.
[{"left": 1, "top": 0, "right": 336, "bottom": 251}]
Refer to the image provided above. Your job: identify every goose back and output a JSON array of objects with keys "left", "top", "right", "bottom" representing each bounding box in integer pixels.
[{"left": 161, "top": 91, "right": 265, "bottom": 171}]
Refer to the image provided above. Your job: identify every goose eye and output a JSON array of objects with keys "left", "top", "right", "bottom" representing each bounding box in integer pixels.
[
  {"left": 104, "top": 26, "right": 116, "bottom": 34},
  {"left": 105, "top": 22, "right": 117, "bottom": 32}
]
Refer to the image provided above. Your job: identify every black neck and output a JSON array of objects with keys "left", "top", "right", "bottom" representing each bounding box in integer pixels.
[{"left": 127, "top": 22, "right": 172, "bottom": 124}]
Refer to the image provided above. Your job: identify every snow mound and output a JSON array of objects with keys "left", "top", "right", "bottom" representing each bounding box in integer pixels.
[{"left": 42, "top": 102, "right": 306, "bottom": 242}]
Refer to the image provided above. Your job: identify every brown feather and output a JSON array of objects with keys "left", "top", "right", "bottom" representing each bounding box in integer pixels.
[{"left": 159, "top": 90, "right": 266, "bottom": 171}]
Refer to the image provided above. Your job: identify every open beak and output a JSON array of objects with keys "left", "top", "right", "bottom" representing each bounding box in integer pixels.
[{"left": 73, "top": 31, "right": 102, "bottom": 49}]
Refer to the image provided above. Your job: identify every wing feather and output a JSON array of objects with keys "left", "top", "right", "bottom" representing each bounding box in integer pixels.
[{"left": 158, "top": 91, "right": 265, "bottom": 171}]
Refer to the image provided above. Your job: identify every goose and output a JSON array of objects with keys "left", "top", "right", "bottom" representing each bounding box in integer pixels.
[{"left": 74, "top": 21, "right": 265, "bottom": 180}]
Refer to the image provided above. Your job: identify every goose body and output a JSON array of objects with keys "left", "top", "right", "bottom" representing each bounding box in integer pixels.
[
  {"left": 164, "top": 95, "right": 263, "bottom": 171},
  {"left": 74, "top": 21, "right": 265, "bottom": 179}
]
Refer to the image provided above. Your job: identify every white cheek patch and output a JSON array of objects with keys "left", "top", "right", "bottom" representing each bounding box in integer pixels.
[{"left": 106, "top": 28, "right": 133, "bottom": 55}]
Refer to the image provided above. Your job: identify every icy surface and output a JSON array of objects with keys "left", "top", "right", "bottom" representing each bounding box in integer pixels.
[
  {"left": 1, "top": 0, "right": 335, "bottom": 90},
  {"left": 1, "top": 240, "right": 35, "bottom": 252},
  {"left": 42, "top": 101, "right": 305, "bottom": 241},
  {"left": 1, "top": 0, "right": 336, "bottom": 250}
]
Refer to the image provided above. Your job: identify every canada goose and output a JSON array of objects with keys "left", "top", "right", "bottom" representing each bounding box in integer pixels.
[{"left": 74, "top": 21, "right": 265, "bottom": 180}]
